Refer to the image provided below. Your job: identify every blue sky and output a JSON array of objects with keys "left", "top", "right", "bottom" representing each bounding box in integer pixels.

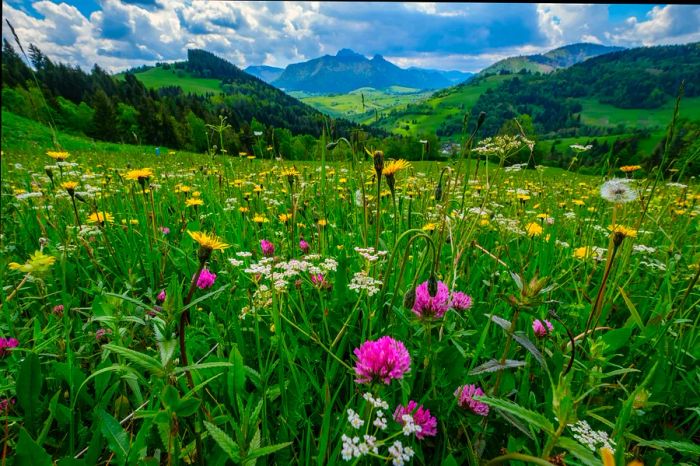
[{"left": 2, "top": 1, "right": 699, "bottom": 73}]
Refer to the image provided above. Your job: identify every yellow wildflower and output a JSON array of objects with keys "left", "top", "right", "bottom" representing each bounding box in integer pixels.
[
  {"left": 47, "top": 151, "right": 69, "bottom": 161},
  {"left": 187, "top": 231, "right": 230, "bottom": 251},
  {"left": 620, "top": 165, "right": 642, "bottom": 172},
  {"left": 382, "top": 159, "right": 411, "bottom": 176},
  {"left": 124, "top": 168, "right": 154, "bottom": 181},
  {"left": 525, "top": 222, "right": 543, "bottom": 237},
  {"left": 185, "top": 198, "right": 204, "bottom": 207},
  {"left": 87, "top": 212, "right": 114, "bottom": 224},
  {"left": 8, "top": 250, "right": 56, "bottom": 274}
]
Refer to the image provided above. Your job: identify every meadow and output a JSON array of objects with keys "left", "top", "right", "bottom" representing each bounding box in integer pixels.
[{"left": 1, "top": 114, "right": 699, "bottom": 466}]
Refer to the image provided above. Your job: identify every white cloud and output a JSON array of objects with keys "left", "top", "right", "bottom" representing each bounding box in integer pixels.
[
  {"left": 607, "top": 5, "right": 700, "bottom": 46},
  {"left": 1, "top": 1, "right": 698, "bottom": 74}
]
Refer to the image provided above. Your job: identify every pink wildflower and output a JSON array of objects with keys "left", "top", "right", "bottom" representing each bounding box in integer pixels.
[
  {"left": 532, "top": 319, "right": 554, "bottom": 338},
  {"left": 450, "top": 291, "right": 472, "bottom": 311},
  {"left": 260, "top": 239, "right": 275, "bottom": 257},
  {"left": 95, "top": 328, "right": 112, "bottom": 342},
  {"left": 0, "top": 338, "right": 19, "bottom": 357},
  {"left": 299, "top": 239, "right": 310, "bottom": 254},
  {"left": 412, "top": 280, "right": 450, "bottom": 318},
  {"left": 157, "top": 289, "right": 167, "bottom": 303},
  {"left": 353, "top": 336, "right": 411, "bottom": 385},
  {"left": 455, "top": 384, "right": 490, "bottom": 416},
  {"left": 195, "top": 268, "right": 216, "bottom": 289},
  {"left": 0, "top": 398, "right": 15, "bottom": 411},
  {"left": 52, "top": 304, "right": 65, "bottom": 316},
  {"left": 393, "top": 401, "right": 438, "bottom": 439},
  {"left": 160, "top": 226, "right": 170, "bottom": 235}
]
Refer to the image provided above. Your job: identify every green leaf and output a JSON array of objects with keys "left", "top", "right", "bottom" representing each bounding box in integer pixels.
[
  {"left": 636, "top": 440, "right": 700, "bottom": 456},
  {"left": 103, "top": 343, "right": 164, "bottom": 375},
  {"left": 618, "top": 287, "right": 645, "bottom": 329},
  {"left": 512, "top": 332, "right": 545, "bottom": 367},
  {"left": 15, "top": 428, "right": 52, "bottom": 466},
  {"left": 469, "top": 359, "right": 526, "bottom": 375},
  {"left": 557, "top": 437, "right": 599, "bottom": 466},
  {"left": 231, "top": 344, "right": 246, "bottom": 394},
  {"left": 17, "top": 352, "right": 43, "bottom": 436},
  {"left": 204, "top": 420, "right": 242, "bottom": 462},
  {"left": 244, "top": 441, "right": 293, "bottom": 462},
  {"left": 602, "top": 327, "right": 634, "bottom": 354},
  {"left": 97, "top": 408, "right": 129, "bottom": 462},
  {"left": 477, "top": 396, "right": 554, "bottom": 435},
  {"left": 174, "top": 398, "right": 201, "bottom": 417}
]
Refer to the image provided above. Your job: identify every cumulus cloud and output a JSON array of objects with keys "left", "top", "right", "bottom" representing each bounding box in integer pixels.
[{"left": 1, "top": 1, "right": 698, "bottom": 73}]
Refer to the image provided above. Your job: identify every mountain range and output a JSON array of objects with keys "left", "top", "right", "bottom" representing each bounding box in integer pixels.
[
  {"left": 477, "top": 43, "right": 625, "bottom": 76},
  {"left": 255, "top": 49, "right": 471, "bottom": 93}
]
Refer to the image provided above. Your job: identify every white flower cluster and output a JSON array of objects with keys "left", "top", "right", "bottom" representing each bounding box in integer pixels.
[
  {"left": 665, "top": 182, "right": 688, "bottom": 189},
  {"left": 15, "top": 192, "right": 43, "bottom": 200},
  {"left": 348, "top": 272, "right": 382, "bottom": 296},
  {"left": 474, "top": 135, "right": 527, "bottom": 157},
  {"left": 340, "top": 434, "right": 378, "bottom": 461},
  {"left": 388, "top": 441, "right": 415, "bottom": 466},
  {"left": 570, "top": 144, "right": 593, "bottom": 152},
  {"left": 568, "top": 420, "right": 615, "bottom": 452},
  {"left": 373, "top": 410, "right": 388, "bottom": 430},
  {"left": 347, "top": 409, "right": 364, "bottom": 429},
  {"left": 400, "top": 414, "right": 422, "bottom": 437},
  {"left": 354, "top": 247, "right": 388, "bottom": 262},
  {"left": 504, "top": 163, "right": 528, "bottom": 172},
  {"left": 633, "top": 244, "right": 656, "bottom": 255},
  {"left": 363, "top": 393, "right": 389, "bottom": 409}
]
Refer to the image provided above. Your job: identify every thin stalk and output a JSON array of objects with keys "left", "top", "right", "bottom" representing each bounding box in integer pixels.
[{"left": 180, "top": 262, "right": 205, "bottom": 389}]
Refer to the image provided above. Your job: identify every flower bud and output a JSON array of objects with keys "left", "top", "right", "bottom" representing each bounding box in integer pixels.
[
  {"left": 428, "top": 274, "right": 438, "bottom": 297},
  {"left": 403, "top": 286, "right": 417, "bottom": 310}
]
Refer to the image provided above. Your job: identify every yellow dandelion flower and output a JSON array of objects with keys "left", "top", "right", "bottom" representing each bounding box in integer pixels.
[
  {"left": 87, "top": 212, "right": 115, "bottom": 224},
  {"left": 8, "top": 250, "right": 56, "bottom": 274},
  {"left": 279, "top": 213, "right": 292, "bottom": 223},
  {"left": 187, "top": 231, "right": 230, "bottom": 251},
  {"left": 239, "top": 206, "right": 249, "bottom": 213},
  {"left": 572, "top": 199, "right": 585, "bottom": 206},
  {"left": 252, "top": 215, "right": 269, "bottom": 224},
  {"left": 608, "top": 224, "right": 637, "bottom": 238},
  {"left": 318, "top": 219, "right": 327, "bottom": 227},
  {"left": 185, "top": 198, "right": 204, "bottom": 207},
  {"left": 574, "top": 247, "right": 592, "bottom": 259},
  {"left": 177, "top": 185, "right": 192, "bottom": 193},
  {"left": 280, "top": 167, "right": 301, "bottom": 178},
  {"left": 253, "top": 185, "right": 263, "bottom": 193},
  {"left": 536, "top": 213, "right": 548, "bottom": 219},
  {"left": 517, "top": 194, "right": 531, "bottom": 201},
  {"left": 382, "top": 159, "right": 411, "bottom": 176},
  {"left": 192, "top": 191, "right": 201, "bottom": 197},
  {"left": 422, "top": 223, "right": 437, "bottom": 232},
  {"left": 61, "top": 181, "right": 79, "bottom": 192},
  {"left": 525, "top": 222, "right": 543, "bottom": 237},
  {"left": 124, "top": 168, "right": 154, "bottom": 181},
  {"left": 339, "top": 178, "right": 348, "bottom": 184},
  {"left": 47, "top": 151, "right": 69, "bottom": 161}
]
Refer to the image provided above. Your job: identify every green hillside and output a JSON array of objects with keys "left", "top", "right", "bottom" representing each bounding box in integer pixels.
[
  {"left": 115, "top": 66, "right": 222, "bottom": 95},
  {"left": 289, "top": 87, "right": 433, "bottom": 122},
  {"left": 371, "top": 74, "right": 514, "bottom": 136}
]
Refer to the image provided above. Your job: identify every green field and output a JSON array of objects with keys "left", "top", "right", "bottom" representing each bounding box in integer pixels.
[
  {"left": 288, "top": 87, "right": 434, "bottom": 122},
  {"left": 116, "top": 66, "right": 223, "bottom": 95},
  {"left": 578, "top": 97, "right": 700, "bottom": 128}
]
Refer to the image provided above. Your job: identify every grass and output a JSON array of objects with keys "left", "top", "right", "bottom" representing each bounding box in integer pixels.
[
  {"left": 115, "top": 66, "right": 223, "bottom": 95},
  {"left": 578, "top": 96, "right": 700, "bottom": 128},
  {"left": 1, "top": 105, "right": 699, "bottom": 466}
]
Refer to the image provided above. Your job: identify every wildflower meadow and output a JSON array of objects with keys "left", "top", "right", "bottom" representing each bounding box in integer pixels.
[{"left": 1, "top": 116, "right": 699, "bottom": 466}]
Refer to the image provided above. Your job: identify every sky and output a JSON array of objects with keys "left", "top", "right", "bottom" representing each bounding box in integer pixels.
[{"left": 2, "top": 1, "right": 700, "bottom": 74}]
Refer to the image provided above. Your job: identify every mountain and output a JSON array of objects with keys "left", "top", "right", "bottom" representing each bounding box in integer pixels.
[
  {"left": 244, "top": 65, "right": 284, "bottom": 83},
  {"left": 409, "top": 67, "right": 473, "bottom": 85},
  {"left": 371, "top": 43, "right": 700, "bottom": 139},
  {"left": 271, "top": 48, "right": 454, "bottom": 93},
  {"left": 477, "top": 43, "right": 625, "bottom": 77}
]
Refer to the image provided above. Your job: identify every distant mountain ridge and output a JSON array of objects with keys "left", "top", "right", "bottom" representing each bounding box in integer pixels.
[
  {"left": 478, "top": 43, "right": 625, "bottom": 76},
  {"left": 270, "top": 49, "right": 458, "bottom": 93},
  {"left": 244, "top": 65, "right": 284, "bottom": 83}
]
